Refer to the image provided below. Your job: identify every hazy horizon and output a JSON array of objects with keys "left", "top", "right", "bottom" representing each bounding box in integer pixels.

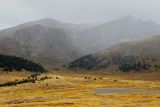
[{"left": 1, "top": 0, "right": 160, "bottom": 29}]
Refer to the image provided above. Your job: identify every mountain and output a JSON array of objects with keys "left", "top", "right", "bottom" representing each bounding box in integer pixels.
[
  {"left": 0, "top": 19, "right": 84, "bottom": 67},
  {"left": 74, "top": 15, "right": 160, "bottom": 54},
  {"left": 69, "top": 35, "right": 160, "bottom": 71},
  {"left": 1, "top": 16, "right": 160, "bottom": 69},
  {"left": 103, "top": 34, "right": 160, "bottom": 57}
]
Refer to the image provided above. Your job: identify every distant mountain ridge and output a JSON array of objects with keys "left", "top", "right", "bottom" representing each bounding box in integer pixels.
[
  {"left": 0, "top": 16, "right": 160, "bottom": 69},
  {"left": 74, "top": 15, "right": 160, "bottom": 54}
]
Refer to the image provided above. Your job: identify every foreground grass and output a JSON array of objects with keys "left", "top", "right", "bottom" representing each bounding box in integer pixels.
[{"left": 0, "top": 71, "right": 160, "bottom": 107}]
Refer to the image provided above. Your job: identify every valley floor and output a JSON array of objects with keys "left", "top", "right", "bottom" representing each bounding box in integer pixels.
[{"left": 0, "top": 71, "right": 160, "bottom": 107}]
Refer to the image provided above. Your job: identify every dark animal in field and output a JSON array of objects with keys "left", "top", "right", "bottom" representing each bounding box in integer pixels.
[
  {"left": 88, "top": 77, "right": 92, "bottom": 79},
  {"left": 114, "top": 79, "right": 117, "bottom": 82},
  {"left": 56, "top": 77, "right": 59, "bottom": 79}
]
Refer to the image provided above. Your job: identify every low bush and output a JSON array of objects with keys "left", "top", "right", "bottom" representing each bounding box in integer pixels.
[{"left": 0, "top": 74, "right": 52, "bottom": 87}]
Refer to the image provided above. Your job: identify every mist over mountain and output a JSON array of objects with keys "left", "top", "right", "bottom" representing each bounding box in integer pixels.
[
  {"left": 0, "top": 16, "right": 160, "bottom": 68},
  {"left": 69, "top": 34, "right": 160, "bottom": 71},
  {"left": 74, "top": 15, "right": 160, "bottom": 54},
  {"left": 0, "top": 19, "right": 83, "bottom": 67}
]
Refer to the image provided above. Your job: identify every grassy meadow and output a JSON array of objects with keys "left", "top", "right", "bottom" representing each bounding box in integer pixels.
[{"left": 0, "top": 70, "right": 160, "bottom": 107}]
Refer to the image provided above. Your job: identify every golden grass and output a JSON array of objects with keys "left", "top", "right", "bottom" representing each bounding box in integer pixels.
[{"left": 0, "top": 70, "right": 160, "bottom": 107}]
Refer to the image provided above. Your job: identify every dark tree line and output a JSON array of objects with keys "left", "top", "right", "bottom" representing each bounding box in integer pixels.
[
  {"left": 69, "top": 55, "right": 100, "bottom": 70},
  {"left": 119, "top": 56, "right": 160, "bottom": 72},
  {"left": 0, "top": 54, "right": 46, "bottom": 72},
  {"left": 69, "top": 54, "right": 160, "bottom": 72},
  {"left": 119, "top": 56, "right": 149, "bottom": 72}
]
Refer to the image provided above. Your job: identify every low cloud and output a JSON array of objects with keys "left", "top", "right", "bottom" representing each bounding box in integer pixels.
[{"left": 0, "top": 0, "right": 160, "bottom": 29}]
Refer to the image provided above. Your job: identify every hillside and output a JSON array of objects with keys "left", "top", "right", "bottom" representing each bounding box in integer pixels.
[
  {"left": 0, "top": 54, "right": 45, "bottom": 72},
  {"left": 74, "top": 15, "right": 160, "bottom": 54},
  {"left": 0, "top": 19, "right": 83, "bottom": 67},
  {"left": 69, "top": 35, "right": 160, "bottom": 71},
  {"left": 0, "top": 17, "right": 160, "bottom": 68}
]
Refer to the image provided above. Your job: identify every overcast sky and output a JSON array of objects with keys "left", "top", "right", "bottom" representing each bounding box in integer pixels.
[{"left": 0, "top": 0, "right": 160, "bottom": 29}]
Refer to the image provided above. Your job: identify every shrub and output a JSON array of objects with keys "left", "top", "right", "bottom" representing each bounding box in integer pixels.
[{"left": 0, "top": 74, "right": 52, "bottom": 87}]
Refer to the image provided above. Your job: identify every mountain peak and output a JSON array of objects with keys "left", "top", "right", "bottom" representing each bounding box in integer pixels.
[
  {"left": 31, "top": 18, "right": 62, "bottom": 25},
  {"left": 123, "top": 15, "right": 135, "bottom": 20},
  {"left": 36, "top": 18, "right": 60, "bottom": 23},
  {"left": 117, "top": 15, "right": 140, "bottom": 23},
  {"left": 14, "top": 18, "right": 66, "bottom": 30}
]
